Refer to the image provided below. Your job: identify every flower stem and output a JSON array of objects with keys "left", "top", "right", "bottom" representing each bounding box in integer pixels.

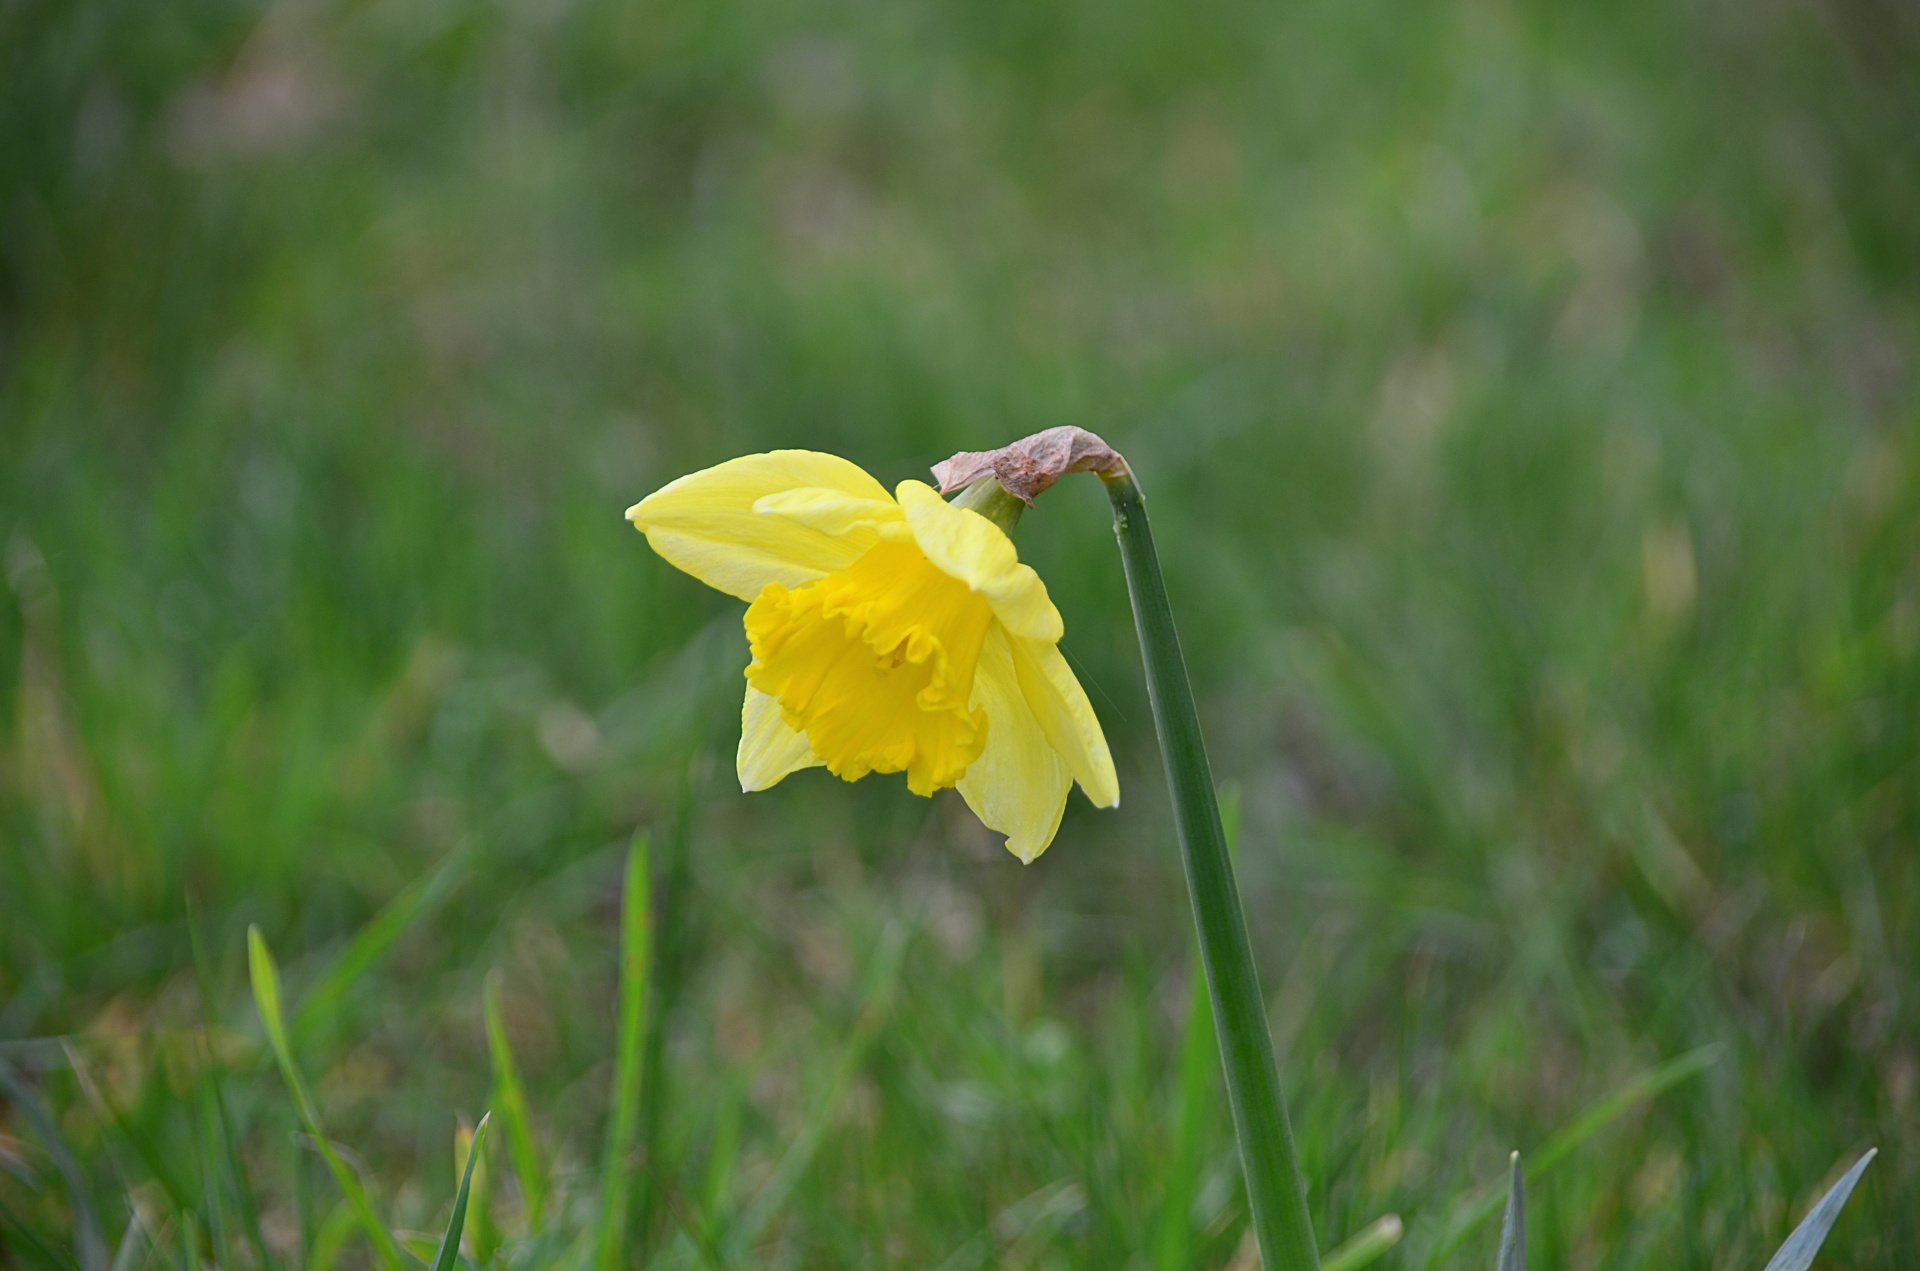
[
  {"left": 952, "top": 476, "right": 1027, "bottom": 535},
  {"left": 1100, "top": 464, "right": 1319, "bottom": 1271}
]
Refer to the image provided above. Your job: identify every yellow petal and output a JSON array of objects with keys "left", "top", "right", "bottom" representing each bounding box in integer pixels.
[
  {"left": 627, "top": 451, "right": 900, "bottom": 600},
  {"left": 752, "top": 487, "right": 904, "bottom": 539},
  {"left": 1007, "top": 634, "right": 1120, "bottom": 808},
  {"left": 894, "top": 480, "right": 1062, "bottom": 642},
  {"left": 958, "top": 625, "right": 1070, "bottom": 862},
  {"left": 737, "top": 685, "right": 822, "bottom": 792}
]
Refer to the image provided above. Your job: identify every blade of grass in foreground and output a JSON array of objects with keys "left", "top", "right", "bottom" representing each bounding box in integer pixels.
[
  {"left": 0, "top": 1191, "right": 85, "bottom": 1271},
  {"left": 595, "top": 834, "right": 652, "bottom": 1271},
  {"left": 292, "top": 847, "right": 468, "bottom": 1046},
  {"left": 0, "top": 1060, "right": 107, "bottom": 1271},
  {"left": 188, "top": 899, "right": 275, "bottom": 1271},
  {"left": 1495, "top": 1153, "right": 1523, "bottom": 1271},
  {"left": 306, "top": 1200, "right": 360, "bottom": 1271},
  {"left": 54, "top": 1045, "right": 162, "bottom": 1224},
  {"left": 726, "top": 921, "right": 908, "bottom": 1260},
  {"left": 1420, "top": 1044, "right": 1720, "bottom": 1267},
  {"left": 248, "top": 927, "right": 408, "bottom": 1271},
  {"left": 429, "top": 1114, "right": 489, "bottom": 1271},
  {"left": 196, "top": 1089, "right": 235, "bottom": 1271},
  {"left": 1156, "top": 791, "right": 1243, "bottom": 1271},
  {"left": 1150, "top": 951, "right": 1216, "bottom": 1271},
  {"left": 1760, "top": 1148, "right": 1875, "bottom": 1271},
  {"left": 108, "top": 1210, "right": 145, "bottom": 1271},
  {"left": 1320, "top": 1216, "right": 1403, "bottom": 1271},
  {"left": 484, "top": 971, "right": 547, "bottom": 1235},
  {"left": 455, "top": 1117, "right": 496, "bottom": 1265}
]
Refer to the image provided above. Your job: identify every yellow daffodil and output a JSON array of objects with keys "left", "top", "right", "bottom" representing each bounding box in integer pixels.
[{"left": 626, "top": 450, "right": 1118, "bottom": 860}]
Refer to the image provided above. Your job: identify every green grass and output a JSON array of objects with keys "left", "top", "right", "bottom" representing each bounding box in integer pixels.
[{"left": 2, "top": 0, "right": 1915, "bottom": 1265}]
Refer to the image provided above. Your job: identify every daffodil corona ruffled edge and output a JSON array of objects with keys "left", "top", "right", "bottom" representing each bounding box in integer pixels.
[{"left": 626, "top": 450, "right": 1118, "bottom": 861}]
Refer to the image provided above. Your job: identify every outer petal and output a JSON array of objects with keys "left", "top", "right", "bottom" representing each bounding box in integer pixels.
[
  {"left": 753, "top": 487, "right": 903, "bottom": 539},
  {"left": 627, "top": 451, "right": 899, "bottom": 600},
  {"left": 894, "top": 480, "right": 1062, "bottom": 642},
  {"left": 737, "top": 685, "right": 822, "bottom": 791},
  {"left": 1007, "top": 634, "right": 1120, "bottom": 808},
  {"left": 958, "top": 625, "right": 1071, "bottom": 862}
]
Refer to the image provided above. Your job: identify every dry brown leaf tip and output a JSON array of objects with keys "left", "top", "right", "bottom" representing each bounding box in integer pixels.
[{"left": 931, "top": 427, "right": 1127, "bottom": 505}]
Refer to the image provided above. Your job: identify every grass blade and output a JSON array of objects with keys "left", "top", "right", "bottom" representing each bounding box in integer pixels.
[
  {"left": 306, "top": 1201, "right": 359, "bottom": 1271},
  {"left": 196, "top": 1088, "right": 234, "bottom": 1271},
  {"left": 1151, "top": 954, "right": 1216, "bottom": 1271},
  {"left": 1495, "top": 1153, "right": 1523, "bottom": 1271},
  {"left": 429, "top": 1113, "right": 489, "bottom": 1271},
  {"left": 1422, "top": 1044, "right": 1719, "bottom": 1267},
  {"left": 187, "top": 899, "right": 275, "bottom": 1271},
  {"left": 292, "top": 849, "right": 467, "bottom": 1046},
  {"left": 1759, "top": 1148, "right": 1875, "bottom": 1271},
  {"left": 0, "top": 1192, "right": 86, "bottom": 1271},
  {"left": 702, "top": 1083, "right": 745, "bottom": 1220},
  {"left": 1529, "top": 1044, "right": 1721, "bottom": 1177},
  {"left": 109, "top": 1210, "right": 146, "bottom": 1271},
  {"left": 1155, "top": 789, "right": 1237, "bottom": 1271},
  {"left": 457, "top": 1116, "right": 496, "bottom": 1265},
  {"left": 1321, "top": 1216, "right": 1404, "bottom": 1271},
  {"left": 248, "top": 926, "right": 409, "bottom": 1271},
  {"left": 727, "top": 921, "right": 907, "bottom": 1258},
  {"left": 595, "top": 834, "right": 652, "bottom": 1271},
  {"left": 0, "top": 1060, "right": 107, "bottom": 1271},
  {"left": 61, "top": 1041, "right": 196, "bottom": 1220},
  {"left": 483, "top": 971, "right": 546, "bottom": 1235},
  {"left": 638, "top": 789, "right": 697, "bottom": 1261}
]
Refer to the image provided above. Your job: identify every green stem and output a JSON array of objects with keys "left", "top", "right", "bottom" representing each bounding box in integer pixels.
[
  {"left": 952, "top": 476, "right": 1026, "bottom": 535},
  {"left": 1100, "top": 465, "right": 1319, "bottom": 1271}
]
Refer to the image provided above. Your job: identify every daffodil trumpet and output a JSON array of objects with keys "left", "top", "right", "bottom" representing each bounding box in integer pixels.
[{"left": 625, "top": 450, "right": 1119, "bottom": 862}]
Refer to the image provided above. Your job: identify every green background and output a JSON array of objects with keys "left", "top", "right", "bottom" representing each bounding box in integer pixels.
[{"left": 2, "top": 0, "right": 1915, "bottom": 1265}]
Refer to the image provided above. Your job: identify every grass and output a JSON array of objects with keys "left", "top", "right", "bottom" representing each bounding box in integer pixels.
[{"left": 2, "top": 0, "right": 1916, "bottom": 1265}]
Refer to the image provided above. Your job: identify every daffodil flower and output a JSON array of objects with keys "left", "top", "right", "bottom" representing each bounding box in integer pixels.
[{"left": 626, "top": 450, "right": 1119, "bottom": 860}]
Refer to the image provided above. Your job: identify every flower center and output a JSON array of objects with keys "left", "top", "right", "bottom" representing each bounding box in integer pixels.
[{"left": 744, "top": 541, "right": 993, "bottom": 795}]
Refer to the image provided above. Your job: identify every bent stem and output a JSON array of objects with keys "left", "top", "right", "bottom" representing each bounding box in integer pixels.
[{"left": 1100, "top": 464, "right": 1320, "bottom": 1271}]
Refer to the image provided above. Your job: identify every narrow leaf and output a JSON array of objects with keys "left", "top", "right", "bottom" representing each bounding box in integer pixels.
[
  {"left": 305, "top": 1201, "right": 360, "bottom": 1271},
  {"left": 109, "top": 1210, "right": 146, "bottom": 1271},
  {"left": 61, "top": 1041, "right": 192, "bottom": 1218},
  {"left": 595, "top": 835, "right": 652, "bottom": 1271},
  {"left": 1322, "top": 1215, "right": 1404, "bottom": 1271},
  {"left": 293, "top": 849, "right": 467, "bottom": 1045},
  {"left": 1759, "top": 1148, "right": 1875, "bottom": 1271},
  {"left": 0, "top": 1191, "right": 87, "bottom": 1271},
  {"left": 1423, "top": 1044, "right": 1719, "bottom": 1266},
  {"left": 429, "top": 1114, "right": 490, "bottom": 1271},
  {"left": 1150, "top": 954, "right": 1215, "bottom": 1271},
  {"left": 187, "top": 899, "right": 275, "bottom": 1271},
  {"left": 1495, "top": 1153, "right": 1523, "bottom": 1271},
  {"left": 727, "top": 920, "right": 908, "bottom": 1258},
  {"left": 702, "top": 1083, "right": 746, "bottom": 1220},
  {"left": 0, "top": 1060, "right": 107, "bottom": 1271},
  {"left": 1154, "top": 791, "right": 1236, "bottom": 1271},
  {"left": 196, "top": 1090, "right": 234, "bottom": 1271},
  {"left": 1531, "top": 1045, "right": 1721, "bottom": 1177},
  {"left": 248, "top": 927, "right": 409, "bottom": 1271},
  {"left": 457, "top": 1116, "right": 496, "bottom": 1265},
  {"left": 484, "top": 972, "right": 546, "bottom": 1235}
]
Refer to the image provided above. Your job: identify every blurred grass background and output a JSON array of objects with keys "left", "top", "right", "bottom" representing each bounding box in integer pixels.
[{"left": 2, "top": 0, "right": 1917, "bottom": 1265}]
